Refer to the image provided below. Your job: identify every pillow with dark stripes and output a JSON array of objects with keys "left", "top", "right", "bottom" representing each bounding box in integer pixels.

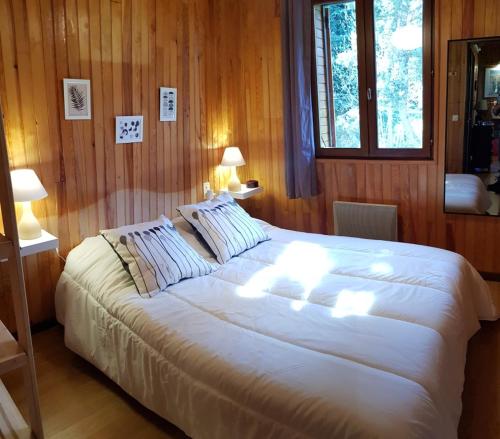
[
  {"left": 101, "top": 216, "right": 216, "bottom": 297},
  {"left": 177, "top": 193, "right": 270, "bottom": 264}
]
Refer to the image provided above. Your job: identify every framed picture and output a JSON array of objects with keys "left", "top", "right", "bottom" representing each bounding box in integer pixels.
[
  {"left": 63, "top": 78, "right": 91, "bottom": 120},
  {"left": 115, "top": 116, "right": 144, "bottom": 144},
  {"left": 484, "top": 67, "right": 500, "bottom": 98},
  {"left": 160, "top": 87, "right": 177, "bottom": 121}
]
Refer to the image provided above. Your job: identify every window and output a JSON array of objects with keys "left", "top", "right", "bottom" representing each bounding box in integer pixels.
[{"left": 312, "top": 0, "right": 433, "bottom": 159}]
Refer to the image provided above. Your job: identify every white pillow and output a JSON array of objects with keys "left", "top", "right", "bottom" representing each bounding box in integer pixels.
[
  {"left": 177, "top": 193, "right": 270, "bottom": 264},
  {"left": 101, "top": 216, "right": 216, "bottom": 297},
  {"left": 171, "top": 216, "right": 216, "bottom": 261}
]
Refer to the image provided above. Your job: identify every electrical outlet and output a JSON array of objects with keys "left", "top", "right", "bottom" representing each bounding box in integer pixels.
[{"left": 203, "top": 182, "right": 211, "bottom": 195}]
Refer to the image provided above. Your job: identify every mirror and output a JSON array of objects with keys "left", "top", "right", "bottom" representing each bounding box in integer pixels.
[{"left": 445, "top": 37, "right": 500, "bottom": 215}]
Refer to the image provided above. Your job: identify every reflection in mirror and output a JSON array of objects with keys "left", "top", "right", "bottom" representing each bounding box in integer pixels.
[{"left": 445, "top": 37, "right": 500, "bottom": 215}]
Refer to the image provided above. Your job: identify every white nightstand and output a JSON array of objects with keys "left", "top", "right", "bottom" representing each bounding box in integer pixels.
[
  {"left": 19, "top": 230, "right": 59, "bottom": 257},
  {"left": 224, "top": 185, "right": 263, "bottom": 200}
]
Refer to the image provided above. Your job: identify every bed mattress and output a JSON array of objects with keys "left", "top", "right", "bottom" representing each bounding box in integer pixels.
[
  {"left": 55, "top": 219, "right": 498, "bottom": 439},
  {"left": 445, "top": 173, "right": 491, "bottom": 214}
]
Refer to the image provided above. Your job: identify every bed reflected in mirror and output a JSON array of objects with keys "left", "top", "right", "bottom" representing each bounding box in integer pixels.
[{"left": 445, "top": 37, "right": 500, "bottom": 215}]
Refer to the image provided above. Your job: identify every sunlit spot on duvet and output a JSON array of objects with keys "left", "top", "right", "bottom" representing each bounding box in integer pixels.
[
  {"left": 235, "top": 241, "right": 335, "bottom": 307},
  {"left": 331, "top": 290, "right": 374, "bottom": 318},
  {"left": 375, "top": 249, "right": 394, "bottom": 257},
  {"left": 370, "top": 262, "right": 394, "bottom": 275},
  {"left": 290, "top": 300, "right": 306, "bottom": 311}
]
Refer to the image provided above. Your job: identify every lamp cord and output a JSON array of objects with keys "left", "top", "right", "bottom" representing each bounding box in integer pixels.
[{"left": 56, "top": 247, "right": 66, "bottom": 263}]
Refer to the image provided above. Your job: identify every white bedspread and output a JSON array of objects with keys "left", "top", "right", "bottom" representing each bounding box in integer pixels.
[
  {"left": 55, "top": 220, "right": 498, "bottom": 439},
  {"left": 445, "top": 173, "right": 491, "bottom": 214}
]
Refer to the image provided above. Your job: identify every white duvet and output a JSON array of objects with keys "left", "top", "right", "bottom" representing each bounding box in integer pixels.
[
  {"left": 445, "top": 173, "right": 491, "bottom": 214},
  {"left": 55, "top": 219, "right": 498, "bottom": 439}
]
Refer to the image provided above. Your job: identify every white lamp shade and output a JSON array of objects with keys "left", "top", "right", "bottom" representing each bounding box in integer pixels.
[
  {"left": 10, "top": 169, "right": 48, "bottom": 202},
  {"left": 221, "top": 147, "right": 246, "bottom": 167}
]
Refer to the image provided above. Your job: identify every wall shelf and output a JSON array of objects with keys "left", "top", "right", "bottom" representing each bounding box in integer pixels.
[
  {"left": 224, "top": 186, "right": 263, "bottom": 200},
  {"left": 19, "top": 231, "right": 58, "bottom": 258}
]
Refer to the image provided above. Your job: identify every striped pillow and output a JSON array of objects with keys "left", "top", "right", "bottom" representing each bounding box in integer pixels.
[
  {"left": 101, "top": 216, "right": 216, "bottom": 297},
  {"left": 177, "top": 193, "right": 270, "bottom": 264}
]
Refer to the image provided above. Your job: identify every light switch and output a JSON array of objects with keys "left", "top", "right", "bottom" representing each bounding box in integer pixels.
[
  {"left": 203, "top": 182, "right": 211, "bottom": 195},
  {"left": 451, "top": 114, "right": 459, "bottom": 122}
]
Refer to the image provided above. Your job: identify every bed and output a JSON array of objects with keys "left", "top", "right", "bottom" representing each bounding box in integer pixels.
[
  {"left": 55, "top": 217, "right": 498, "bottom": 439},
  {"left": 445, "top": 173, "right": 491, "bottom": 214}
]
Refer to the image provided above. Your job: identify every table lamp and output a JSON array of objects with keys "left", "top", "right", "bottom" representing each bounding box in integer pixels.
[
  {"left": 10, "top": 169, "right": 48, "bottom": 240},
  {"left": 221, "top": 146, "right": 246, "bottom": 192}
]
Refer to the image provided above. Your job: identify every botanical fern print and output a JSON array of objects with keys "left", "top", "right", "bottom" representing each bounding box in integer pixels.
[
  {"left": 64, "top": 79, "right": 91, "bottom": 120},
  {"left": 69, "top": 85, "right": 85, "bottom": 111}
]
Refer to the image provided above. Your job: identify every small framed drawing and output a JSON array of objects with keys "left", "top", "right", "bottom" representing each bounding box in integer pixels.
[
  {"left": 484, "top": 67, "right": 500, "bottom": 97},
  {"left": 160, "top": 87, "right": 177, "bottom": 121},
  {"left": 63, "top": 78, "right": 91, "bottom": 120},
  {"left": 116, "top": 116, "right": 144, "bottom": 144}
]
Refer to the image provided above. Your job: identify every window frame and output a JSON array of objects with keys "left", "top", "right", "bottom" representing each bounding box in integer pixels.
[{"left": 312, "top": 0, "right": 434, "bottom": 160}]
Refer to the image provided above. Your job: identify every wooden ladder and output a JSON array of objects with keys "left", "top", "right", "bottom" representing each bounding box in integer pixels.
[{"left": 0, "top": 103, "right": 44, "bottom": 438}]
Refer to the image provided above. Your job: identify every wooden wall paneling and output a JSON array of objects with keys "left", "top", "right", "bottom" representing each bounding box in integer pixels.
[
  {"left": 165, "top": 0, "right": 176, "bottom": 216},
  {"left": 473, "top": 0, "right": 486, "bottom": 37},
  {"left": 0, "top": 0, "right": 233, "bottom": 328},
  {"left": 131, "top": 0, "right": 141, "bottom": 224},
  {"left": 188, "top": 0, "right": 197, "bottom": 204},
  {"left": 89, "top": 0, "right": 105, "bottom": 230},
  {"left": 141, "top": 0, "right": 151, "bottom": 218},
  {"left": 207, "top": 0, "right": 214, "bottom": 195},
  {"left": 178, "top": 1, "right": 188, "bottom": 209},
  {"left": 445, "top": 41, "right": 467, "bottom": 174},
  {"left": 24, "top": 0, "right": 57, "bottom": 323},
  {"left": 111, "top": 0, "right": 124, "bottom": 226},
  {"left": 100, "top": 0, "right": 117, "bottom": 230}
]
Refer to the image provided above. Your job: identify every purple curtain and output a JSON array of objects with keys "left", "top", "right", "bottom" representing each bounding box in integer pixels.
[{"left": 281, "top": 0, "right": 318, "bottom": 199}]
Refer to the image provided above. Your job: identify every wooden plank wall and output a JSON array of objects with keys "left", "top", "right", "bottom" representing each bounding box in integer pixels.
[
  {"left": 445, "top": 41, "right": 468, "bottom": 174},
  {"left": 235, "top": 0, "right": 500, "bottom": 275},
  {"left": 0, "top": 0, "right": 240, "bottom": 328}
]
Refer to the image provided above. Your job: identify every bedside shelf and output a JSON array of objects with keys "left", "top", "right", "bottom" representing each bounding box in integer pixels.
[
  {"left": 19, "top": 230, "right": 58, "bottom": 257},
  {"left": 224, "top": 186, "right": 263, "bottom": 200}
]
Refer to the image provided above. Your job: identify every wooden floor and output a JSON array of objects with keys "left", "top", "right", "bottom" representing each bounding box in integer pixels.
[
  {"left": 2, "top": 321, "right": 500, "bottom": 438},
  {"left": 2, "top": 326, "right": 186, "bottom": 439}
]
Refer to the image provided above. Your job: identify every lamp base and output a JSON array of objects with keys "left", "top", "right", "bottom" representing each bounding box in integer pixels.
[
  {"left": 227, "top": 166, "right": 242, "bottom": 192},
  {"left": 228, "top": 180, "right": 242, "bottom": 192},
  {"left": 18, "top": 201, "right": 42, "bottom": 240}
]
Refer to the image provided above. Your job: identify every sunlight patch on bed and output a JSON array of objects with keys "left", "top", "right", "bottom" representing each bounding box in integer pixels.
[
  {"left": 236, "top": 266, "right": 274, "bottom": 298},
  {"left": 375, "top": 249, "right": 394, "bottom": 257},
  {"left": 290, "top": 300, "right": 306, "bottom": 311},
  {"left": 370, "top": 262, "right": 393, "bottom": 275},
  {"left": 236, "top": 241, "right": 335, "bottom": 306},
  {"left": 331, "top": 290, "right": 374, "bottom": 318}
]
